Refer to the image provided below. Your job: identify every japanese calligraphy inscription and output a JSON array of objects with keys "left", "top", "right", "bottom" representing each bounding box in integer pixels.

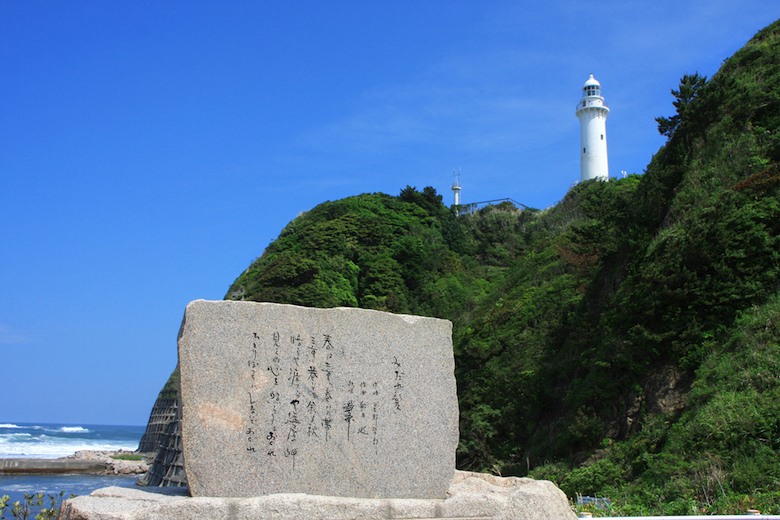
[{"left": 178, "top": 300, "right": 458, "bottom": 499}]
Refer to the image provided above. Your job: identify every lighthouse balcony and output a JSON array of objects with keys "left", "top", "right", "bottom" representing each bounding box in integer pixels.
[{"left": 576, "top": 99, "right": 609, "bottom": 110}]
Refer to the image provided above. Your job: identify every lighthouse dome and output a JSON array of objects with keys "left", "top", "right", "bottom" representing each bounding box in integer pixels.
[{"left": 584, "top": 74, "right": 600, "bottom": 87}]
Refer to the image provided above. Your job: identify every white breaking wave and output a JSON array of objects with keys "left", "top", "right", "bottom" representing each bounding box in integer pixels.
[
  {"left": 58, "top": 426, "right": 90, "bottom": 433},
  {"left": 0, "top": 433, "right": 32, "bottom": 440},
  {"left": 0, "top": 424, "right": 21, "bottom": 429},
  {"left": 0, "top": 434, "right": 138, "bottom": 459}
]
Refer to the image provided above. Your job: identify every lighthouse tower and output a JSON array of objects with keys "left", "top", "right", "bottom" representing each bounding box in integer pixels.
[{"left": 575, "top": 74, "right": 609, "bottom": 181}]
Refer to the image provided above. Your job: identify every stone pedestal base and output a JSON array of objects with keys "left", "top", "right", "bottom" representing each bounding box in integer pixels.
[{"left": 57, "top": 471, "right": 576, "bottom": 520}]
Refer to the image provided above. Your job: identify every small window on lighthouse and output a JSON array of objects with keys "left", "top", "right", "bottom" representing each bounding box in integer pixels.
[
  {"left": 583, "top": 147, "right": 586, "bottom": 153},
  {"left": 601, "top": 134, "right": 604, "bottom": 140}
]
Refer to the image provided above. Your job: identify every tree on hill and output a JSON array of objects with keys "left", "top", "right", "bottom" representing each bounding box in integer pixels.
[{"left": 655, "top": 72, "right": 707, "bottom": 138}]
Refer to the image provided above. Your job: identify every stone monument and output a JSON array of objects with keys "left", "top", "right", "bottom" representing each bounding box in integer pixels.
[
  {"left": 178, "top": 300, "right": 459, "bottom": 499},
  {"left": 58, "top": 300, "right": 577, "bottom": 520}
]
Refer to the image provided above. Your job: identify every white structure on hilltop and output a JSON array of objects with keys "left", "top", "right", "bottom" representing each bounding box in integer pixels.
[
  {"left": 575, "top": 74, "right": 610, "bottom": 181},
  {"left": 451, "top": 168, "right": 462, "bottom": 205}
]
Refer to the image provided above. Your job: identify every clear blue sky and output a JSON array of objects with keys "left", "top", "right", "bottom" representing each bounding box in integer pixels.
[{"left": 1, "top": 1, "right": 777, "bottom": 427}]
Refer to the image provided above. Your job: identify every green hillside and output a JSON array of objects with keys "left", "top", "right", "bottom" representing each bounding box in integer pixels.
[{"left": 149, "top": 19, "right": 780, "bottom": 514}]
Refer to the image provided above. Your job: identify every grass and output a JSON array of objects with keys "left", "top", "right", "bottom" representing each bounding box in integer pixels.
[{"left": 109, "top": 453, "right": 144, "bottom": 461}]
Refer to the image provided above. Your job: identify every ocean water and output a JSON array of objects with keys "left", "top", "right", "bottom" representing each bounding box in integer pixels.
[
  {"left": 0, "top": 423, "right": 144, "bottom": 459},
  {"left": 0, "top": 474, "right": 141, "bottom": 510},
  {"left": 0, "top": 422, "right": 147, "bottom": 509}
]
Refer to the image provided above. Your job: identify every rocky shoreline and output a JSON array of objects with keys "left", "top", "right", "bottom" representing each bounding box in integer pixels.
[{"left": 0, "top": 450, "right": 149, "bottom": 476}]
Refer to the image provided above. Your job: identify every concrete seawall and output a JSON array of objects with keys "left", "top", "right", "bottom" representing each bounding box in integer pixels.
[{"left": 0, "top": 459, "right": 110, "bottom": 475}]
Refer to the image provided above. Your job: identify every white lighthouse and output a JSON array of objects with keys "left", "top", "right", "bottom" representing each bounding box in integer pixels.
[
  {"left": 451, "top": 169, "right": 462, "bottom": 206},
  {"left": 575, "top": 74, "right": 609, "bottom": 181}
]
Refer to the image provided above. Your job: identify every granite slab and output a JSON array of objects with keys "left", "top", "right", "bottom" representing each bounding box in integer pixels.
[{"left": 178, "top": 300, "right": 459, "bottom": 499}]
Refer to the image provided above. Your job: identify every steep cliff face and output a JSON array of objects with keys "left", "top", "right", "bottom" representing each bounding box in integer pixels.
[{"left": 139, "top": 19, "right": 780, "bottom": 514}]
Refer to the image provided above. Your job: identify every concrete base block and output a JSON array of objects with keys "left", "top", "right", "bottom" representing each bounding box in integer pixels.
[{"left": 57, "top": 471, "right": 576, "bottom": 520}]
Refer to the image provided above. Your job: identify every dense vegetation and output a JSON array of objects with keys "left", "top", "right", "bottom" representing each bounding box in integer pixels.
[{"left": 150, "top": 19, "right": 780, "bottom": 515}]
